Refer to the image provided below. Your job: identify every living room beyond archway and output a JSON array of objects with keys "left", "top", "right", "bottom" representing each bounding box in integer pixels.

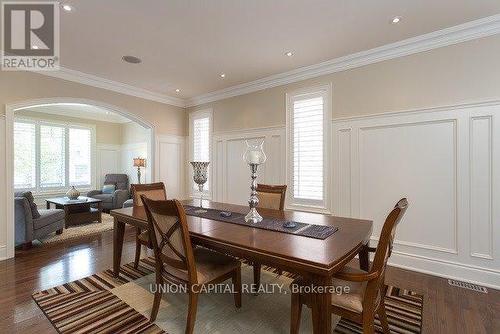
[{"left": 9, "top": 101, "right": 153, "bottom": 254}]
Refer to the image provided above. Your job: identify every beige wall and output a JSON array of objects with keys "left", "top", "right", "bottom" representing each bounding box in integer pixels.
[
  {"left": 15, "top": 110, "right": 124, "bottom": 145},
  {"left": 121, "top": 121, "right": 149, "bottom": 145},
  {"left": 0, "top": 71, "right": 188, "bottom": 136},
  {"left": 189, "top": 35, "right": 500, "bottom": 132}
]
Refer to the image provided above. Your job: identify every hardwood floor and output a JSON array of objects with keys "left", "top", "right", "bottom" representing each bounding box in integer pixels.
[{"left": 0, "top": 227, "right": 498, "bottom": 333}]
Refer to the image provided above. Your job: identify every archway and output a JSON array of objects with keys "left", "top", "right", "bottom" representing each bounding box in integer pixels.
[{"left": 4, "top": 97, "right": 156, "bottom": 259}]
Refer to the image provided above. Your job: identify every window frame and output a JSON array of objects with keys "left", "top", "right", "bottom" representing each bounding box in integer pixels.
[
  {"left": 285, "top": 84, "right": 332, "bottom": 213},
  {"left": 13, "top": 117, "right": 96, "bottom": 194},
  {"left": 188, "top": 108, "right": 213, "bottom": 199}
]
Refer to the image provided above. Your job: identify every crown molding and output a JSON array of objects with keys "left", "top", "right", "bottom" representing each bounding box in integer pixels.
[
  {"left": 35, "top": 66, "right": 187, "bottom": 108},
  {"left": 185, "top": 14, "right": 500, "bottom": 107}
]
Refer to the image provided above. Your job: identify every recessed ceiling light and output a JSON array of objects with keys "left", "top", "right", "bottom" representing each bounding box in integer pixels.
[
  {"left": 62, "top": 4, "right": 73, "bottom": 12},
  {"left": 175, "top": 89, "right": 180, "bottom": 93},
  {"left": 122, "top": 55, "right": 142, "bottom": 64},
  {"left": 220, "top": 73, "right": 226, "bottom": 78},
  {"left": 32, "top": 45, "right": 39, "bottom": 50},
  {"left": 285, "top": 51, "right": 294, "bottom": 57},
  {"left": 391, "top": 16, "right": 402, "bottom": 24}
]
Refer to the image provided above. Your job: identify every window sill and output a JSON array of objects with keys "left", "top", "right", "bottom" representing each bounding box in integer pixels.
[
  {"left": 32, "top": 188, "right": 93, "bottom": 198},
  {"left": 285, "top": 203, "right": 331, "bottom": 215}
]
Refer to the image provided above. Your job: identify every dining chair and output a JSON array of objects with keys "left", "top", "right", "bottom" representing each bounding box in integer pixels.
[
  {"left": 253, "top": 184, "right": 287, "bottom": 287},
  {"left": 130, "top": 182, "right": 167, "bottom": 268},
  {"left": 290, "top": 198, "right": 409, "bottom": 334},
  {"left": 256, "top": 184, "right": 287, "bottom": 210},
  {"left": 141, "top": 197, "right": 242, "bottom": 332}
]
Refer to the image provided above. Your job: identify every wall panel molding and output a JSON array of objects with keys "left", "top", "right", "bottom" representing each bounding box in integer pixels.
[
  {"left": 333, "top": 101, "right": 500, "bottom": 288},
  {"left": 212, "top": 127, "right": 285, "bottom": 204},
  {"left": 156, "top": 135, "right": 187, "bottom": 200},
  {"left": 469, "top": 116, "right": 494, "bottom": 260}
]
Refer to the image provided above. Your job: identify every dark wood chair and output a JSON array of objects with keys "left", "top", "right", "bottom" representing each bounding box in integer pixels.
[
  {"left": 253, "top": 184, "right": 287, "bottom": 287},
  {"left": 141, "top": 197, "right": 242, "bottom": 332},
  {"left": 130, "top": 182, "right": 167, "bottom": 268},
  {"left": 290, "top": 198, "right": 409, "bottom": 334},
  {"left": 256, "top": 184, "right": 287, "bottom": 210}
]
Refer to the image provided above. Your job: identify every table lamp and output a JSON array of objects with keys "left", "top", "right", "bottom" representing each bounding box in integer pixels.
[{"left": 133, "top": 158, "right": 146, "bottom": 184}]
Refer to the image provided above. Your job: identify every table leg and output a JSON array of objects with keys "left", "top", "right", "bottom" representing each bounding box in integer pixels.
[
  {"left": 98, "top": 202, "right": 102, "bottom": 223},
  {"left": 310, "top": 275, "right": 332, "bottom": 334},
  {"left": 113, "top": 217, "right": 125, "bottom": 277},
  {"left": 359, "top": 244, "right": 370, "bottom": 271},
  {"left": 46, "top": 202, "right": 50, "bottom": 209},
  {"left": 64, "top": 206, "right": 69, "bottom": 229}
]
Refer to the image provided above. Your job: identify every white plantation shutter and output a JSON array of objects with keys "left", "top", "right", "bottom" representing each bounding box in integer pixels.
[
  {"left": 69, "top": 128, "right": 92, "bottom": 186},
  {"left": 14, "top": 118, "right": 95, "bottom": 192},
  {"left": 287, "top": 86, "right": 330, "bottom": 211},
  {"left": 292, "top": 96, "right": 324, "bottom": 201},
  {"left": 193, "top": 117, "right": 210, "bottom": 161},
  {"left": 14, "top": 121, "right": 36, "bottom": 189},
  {"left": 192, "top": 115, "right": 211, "bottom": 191},
  {"left": 40, "top": 125, "right": 66, "bottom": 188}
]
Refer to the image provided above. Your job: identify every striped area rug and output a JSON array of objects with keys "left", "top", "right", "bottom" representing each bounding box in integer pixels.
[{"left": 33, "top": 258, "right": 422, "bottom": 334}]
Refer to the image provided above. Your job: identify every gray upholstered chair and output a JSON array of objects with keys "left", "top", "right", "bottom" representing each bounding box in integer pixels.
[
  {"left": 87, "top": 174, "right": 130, "bottom": 211},
  {"left": 15, "top": 192, "right": 65, "bottom": 249}
]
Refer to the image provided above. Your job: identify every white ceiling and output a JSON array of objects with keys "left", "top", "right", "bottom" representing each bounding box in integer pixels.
[
  {"left": 42, "top": 1, "right": 500, "bottom": 99},
  {"left": 20, "top": 104, "right": 131, "bottom": 123}
]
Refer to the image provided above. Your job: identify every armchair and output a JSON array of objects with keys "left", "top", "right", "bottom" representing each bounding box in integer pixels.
[
  {"left": 87, "top": 174, "right": 130, "bottom": 211},
  {"left": 15, "top": 192, "right": 65, "bottom": 249}
]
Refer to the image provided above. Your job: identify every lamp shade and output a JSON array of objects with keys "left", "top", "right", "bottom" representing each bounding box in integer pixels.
[{"left": 133, "top": 158, "right": 146, "bottom": 167}]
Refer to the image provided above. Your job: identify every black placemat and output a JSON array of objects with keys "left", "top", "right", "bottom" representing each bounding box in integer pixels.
[{"left": 183, "top": 205, "right": 338, "bottom": 240}]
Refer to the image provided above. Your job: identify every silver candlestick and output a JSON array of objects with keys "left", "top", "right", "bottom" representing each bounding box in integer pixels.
[
  {"left": 243, "top": 140, "right": 266, "bottom": 223},
  {"left": 245, "top": 163, "right": 262, "bottom": 223}
]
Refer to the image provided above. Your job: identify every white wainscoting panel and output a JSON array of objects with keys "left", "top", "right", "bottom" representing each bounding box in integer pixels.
[
  {"left": 96, "top": 144, "right": 121, "bottom": 187},
  {"left": 156, "top": 135, "right": 187, "bottom": 200},
  {"left": 212, "top": 127, "right": 285, "bottom": 205},
  {"left": 121, "top": 142, "right": 149, "bottom": 184},
  {"left": 333, "top": 102, "right": 500, "bottom": 288},
  {"left": 0, "top": 116, "right": 6, "bottom": 260},
  {"left": 469, "top": 116, "right": 494, "bottom": 260}
]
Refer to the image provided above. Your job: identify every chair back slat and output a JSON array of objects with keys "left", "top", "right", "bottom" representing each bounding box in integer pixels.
[
  {"left": 256, "top": 184, "right": 287, "bottom": 211},
  {"left": 141, "top": 197, "right": 197, "bottom": 284},
  {"left": 131, "top": 182, "right": 167, "bottom": 206}
]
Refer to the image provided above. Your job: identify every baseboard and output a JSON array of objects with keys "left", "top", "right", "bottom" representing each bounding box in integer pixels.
[{"left": 387, "top": 251, "right": 500, "bottom": 290}]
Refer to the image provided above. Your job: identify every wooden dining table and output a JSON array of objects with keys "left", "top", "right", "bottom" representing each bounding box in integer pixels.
[{"left": 110, "top": 200, "right": 372, "bottom": 334}]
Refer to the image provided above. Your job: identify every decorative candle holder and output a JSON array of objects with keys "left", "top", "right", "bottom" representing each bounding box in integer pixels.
[
  {"left": 243, "top": 140, "right": 267, "bottom": 223},
  {"left": 190, "top": 161, "right": 210, "bottom": 213}
]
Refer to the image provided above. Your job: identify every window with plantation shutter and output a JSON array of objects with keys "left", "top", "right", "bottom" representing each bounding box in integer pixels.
[
  {"left": 13, "top": 118, "right": 95, "bottom": 192},
  {"left": 14, "top": 121, "right": 36, "bottom": 189},
  {"left": 40, "top": 124, "right": 66, "bottom": 188},
  {"left": 190, "top": 110, "right": 212, "bottom": 194},
  {"left": 193, "top": 117, "right": 210, "bottom": 162},
  {"left": 287, "top": 85, "right": 331, "bottom": 211}
]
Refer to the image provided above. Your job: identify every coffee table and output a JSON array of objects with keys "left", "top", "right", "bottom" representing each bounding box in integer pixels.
[{"left": 46, "top": 196, "right": 103, "bottom": 228}]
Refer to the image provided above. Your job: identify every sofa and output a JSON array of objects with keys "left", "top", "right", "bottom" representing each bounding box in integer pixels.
[
  {"left": 15, "top": 191, "right": 65, "bottom": 249},
  {"left": 87, "top": 174, "right": 130, "bottom": 211}
]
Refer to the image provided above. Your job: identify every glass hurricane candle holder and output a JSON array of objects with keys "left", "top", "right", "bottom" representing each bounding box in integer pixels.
[
  {"left": 190, "top": 161, "right": 210, "bottom": 213},
  {"left": 243, "top": 140, "right": 267, "bottom": 223}
]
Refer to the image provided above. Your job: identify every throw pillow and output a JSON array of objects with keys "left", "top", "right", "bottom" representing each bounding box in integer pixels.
[
  {"left": 102, "top": 184, "right": 116, "bottom": 194},
  {"left": 14, "top": 191, "right": 41, "bottom": 219}
]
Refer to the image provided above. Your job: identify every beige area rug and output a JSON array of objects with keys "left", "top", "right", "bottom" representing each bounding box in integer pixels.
[
  {"left": 39, "top": 213, "right": 114, "bottom": 245},
  {"left": 113, "top": 264, "right": 338, "bottom": 334},
  {"left": 33, "top": 257, "right": 423, "bottom": 334}
]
